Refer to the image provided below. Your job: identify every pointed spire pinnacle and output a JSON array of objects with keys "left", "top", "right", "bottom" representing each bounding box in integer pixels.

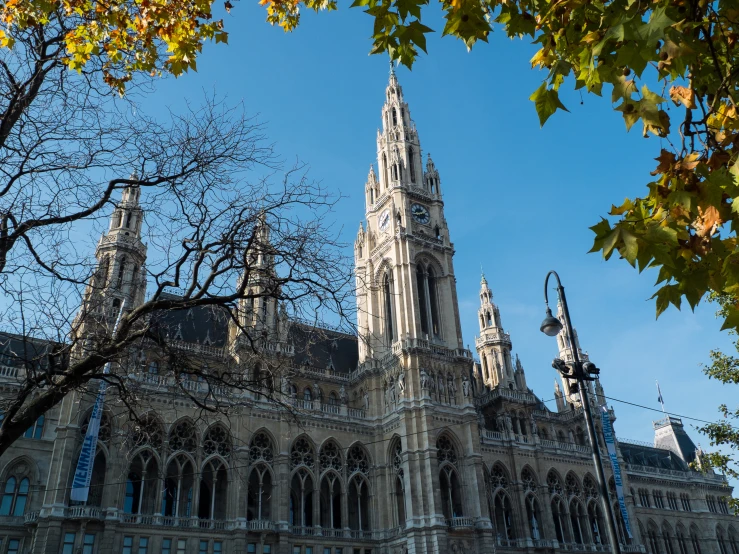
[
  {"left": 389, "top": 58, "right": 395, "bottom": 77},
  {"left": 367, "top": 165, "right": 377, "bottom": 182},
  {"left": 480, "top": 266, "right": 487, "bottom": 286}
]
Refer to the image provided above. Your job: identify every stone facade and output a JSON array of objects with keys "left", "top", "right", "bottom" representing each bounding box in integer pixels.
[{"left": 0, "top": 70, "right": 735, "bottom": 554}]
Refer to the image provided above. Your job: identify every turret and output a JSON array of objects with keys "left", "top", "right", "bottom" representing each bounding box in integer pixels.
[
  {"left": 235, "top": 214, "right": 280, "bottom": 339},
  {"left": 424, "top": 153, "right": 441, "bottom": 196},
  {"left": 555, "top": 299, "right": 595, "bottom": 406},
  {"left": 474, "top": 273, "right": 516, "bottom": 390}
]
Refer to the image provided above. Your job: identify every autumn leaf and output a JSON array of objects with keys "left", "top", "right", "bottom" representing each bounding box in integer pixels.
[{"left": 669, "top": 85, "right": 696, "bottom": 109}]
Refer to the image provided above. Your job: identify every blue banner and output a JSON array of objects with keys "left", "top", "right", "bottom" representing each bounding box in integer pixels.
[
  {"left": 70, "top": 302, "right": 125, "bottom": 503},
  {"left": 601, "top": 406, "right": 633, "bottom": 539}
]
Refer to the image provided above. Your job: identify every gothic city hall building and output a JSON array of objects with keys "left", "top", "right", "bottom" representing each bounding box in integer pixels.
[{"left": 0, "top": 72, "right": 736, "bottom": 554}]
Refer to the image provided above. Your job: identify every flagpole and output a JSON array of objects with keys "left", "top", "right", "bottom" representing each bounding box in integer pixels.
[{"left": 656, "top": 380, "right": 666, "bottom": 413}]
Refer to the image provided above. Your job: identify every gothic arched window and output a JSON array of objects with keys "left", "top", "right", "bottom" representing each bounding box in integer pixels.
[
  {"left": 437, "top": 435, "right": 462, "bottom": 519},
  {"left": 112, "top": 210, "right": 122, "bottom": 228},
  {"left": 493, "top": 491, "right": 515, "bottom": 541},
  {"left": 408, "top": 147, "right": 415, "bottom": 183},
  {"left": 392, "top": 108, "right": 398, "bottom": 126},
  {"left": 390, "top": 439, "right": 405, "bottom": 527},
  {"left": 588, "top": 501, "right": 606, "bottom": 545},
  {"left": 383, "top": 272, "right": 396, "bottom": 344},
  {"left": 320, "top": 471, "right": 342, "bottom": 529},
  {"left": 162, "top": 454, "right": 194, "bottom": 517},
  {"left": 427, "top": 266, "right": 440, "bottom": 337},
  {"left": 290, "top": 468, "right": 313, "bottom": 527},
  {"left": 525, "top": 494, "right": 543, "bottom": 540},
  {"left": 247, "top": 463, "right": 272, "bottom": 521},
  {"left": 416, "top": 265, "right": 428, "bottom": 335},
  {"left": 347, "top": 445, "right": 369, "bottom": 476},
  {"left": 81, "top": 410, "right": 112, "bottom": 445},
  {"left": 198, "top": 458, "right": 228, "bottom": 520},
  {"left": 319, "top": 441, "right": 342, "bottom": 472},
  {"left": 169, "top": 420, "right": 197, "bottom": 453},
  {"left": 0, "top": 475, "right": 29, "bottom": 516},
  {"left": 290, "top": 437, "right": 315, "bottom": 469},
  {"left": 125, "top": 450, "right": 158, "bottom": 515},
  {"left": 131, "top": 414, "right": 163, "bottom": 449},
  {"left": 570, "top": 498, "right": 588, "bottom": 544},
  {"left": 117, "top": 256, "right": 127, "bottom": 288},
  {"left": 348, "top": 476, "right": 370, "bottom": 531},
  {"left": 382, "top": 153, "right": 389, "bottom": 190},
  {"left": 203, "top": 425, "right": 232, "bottom": 458},
  {"left": 551, "top": 496, "right": 570, "bottom": 543}
]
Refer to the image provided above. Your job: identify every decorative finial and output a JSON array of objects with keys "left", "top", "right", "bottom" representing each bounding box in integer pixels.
[
  {"left": 480, "top": 264, "right": 487, "bottom": 284},
  {"left": 389, "top": 58, "right": 395, "bottom": 76}
]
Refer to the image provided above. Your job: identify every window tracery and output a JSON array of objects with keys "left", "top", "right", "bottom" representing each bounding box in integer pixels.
[
  {"left": 547, "top": 471, "right": 563, "bottom": 496},
  {"left": 290, "top": 437, "right": 315, "bottom": 469},
  {"left": 436, "top": 435, "right": 457, "bottom": 466},
  {"left": 521, "top": 468, "right": 537, "bottom": 493},
  {"left": 131, "top": 414, "right": 163, "bottom": 449},
  {"left": 203, "top": 425, "right": 232, "bottom": 457},
  {"left": 347, "top": 445, "right": 369, "bottom": 475},
  {"left": 584, "top": 475, "right": 598, "bottom": 499},
  {"left": 169, "top": 420, "right": 197, "bottom": 453},
  {"left": 565, "top": 473, "right": 582, "bottom": 498},
  {"left": 81, "top": 411, "right": 112, "bottom": 444},
  {"left": 490, "top": 464, "right": 508, "bottom": 490},
  {"left": 319, "top": 441, "right": 342, "bottom": 472},
  {"left": 249, "top": 432, "right": 274, "bottom": 465}
]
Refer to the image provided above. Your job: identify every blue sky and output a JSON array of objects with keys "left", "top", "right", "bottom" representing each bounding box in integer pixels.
[{"left": 135, "top": 1, "right": 737, "bottom": 455}]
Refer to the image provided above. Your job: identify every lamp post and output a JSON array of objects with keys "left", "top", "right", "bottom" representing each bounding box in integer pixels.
[{"left": 541, "top": 270, "right": 622, "bottom": 554}]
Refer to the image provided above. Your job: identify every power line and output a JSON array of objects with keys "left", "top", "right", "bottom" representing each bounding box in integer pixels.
[{"left": 24, "top": 388, "right": 735, "bottom": 495}]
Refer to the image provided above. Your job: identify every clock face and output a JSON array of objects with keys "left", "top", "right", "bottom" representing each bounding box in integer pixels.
[
  {"left": 378, "top": 209, "right": 390, "bottom": 232},
  {"left": 411, "top": 203, "right": 430, "bottom": 224}
]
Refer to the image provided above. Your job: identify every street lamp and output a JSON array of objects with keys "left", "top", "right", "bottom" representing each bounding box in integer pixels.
[{"left": 541, "top": 270, "right": 622, "bottom": 554}]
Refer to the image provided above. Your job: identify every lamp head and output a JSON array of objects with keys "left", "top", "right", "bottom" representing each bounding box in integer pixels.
[{"left": 540, "top": 307, "right": 563, "bottom": 337}]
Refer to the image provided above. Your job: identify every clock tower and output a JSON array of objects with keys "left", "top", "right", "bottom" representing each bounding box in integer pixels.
[
  {"left": 353, "top": 69, "right": 492, "bottom": 554},
  {"left": 355, "top": 66, "right": 465, "bottom": 363}
]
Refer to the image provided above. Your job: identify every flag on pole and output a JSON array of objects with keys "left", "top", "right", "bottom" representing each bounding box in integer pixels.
[
  {"left": 70, "top": 302, "right": 126, "bottom": 503},
  {"left": 656, "top": 381, "right": 665, "bottom": 412}
]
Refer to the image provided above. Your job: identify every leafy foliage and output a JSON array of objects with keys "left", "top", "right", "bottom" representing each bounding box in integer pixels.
[
  {"left": 695, "top": 293, "right": 739, "bottom": 512},
  {"left": 278, "top": 0, "right": 739, "bottom": 334},
  {"left": 0, "top": 0, "right": 229, "bottom": 93}
]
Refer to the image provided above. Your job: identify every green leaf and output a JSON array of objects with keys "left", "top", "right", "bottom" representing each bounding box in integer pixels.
[
  {"left": 620, "top": 229, "right": 638, "bottom": 266},
  {"left": 529, "top": 82, "right": 569, "bottom": 127},
  {"left": 602, "top": 228, "right": 621, "bottom": 259}
]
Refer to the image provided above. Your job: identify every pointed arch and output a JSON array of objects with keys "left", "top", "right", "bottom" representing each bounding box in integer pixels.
[
  {"left": 647, "top": 520, "right": 662, "bottom": 554},
  {"left": 198, "top": 456, "right": 228, "bottom": 520},
  {"left": 346, "top": 442, "right": 371, "bottom": 477},
  {"left": 520, "top": 466, "right": 538, "bottom": 492},
  {"left": 319, "top": 469, "right": 344, "bottom": 529},
  {"left": 388, "top": 435, "right": 405, "bottom": 527},
  {"left": 676, "top": 523, "right": 690, "bottom": 554},
  {"left": 551, "top": 494, "right": 570, "bottom": 544},
  {"left": 124, "top": 449, "right": 159, "bottom": 515},
  {"left": 564, "top": 471, "right": 582, "bottom": 498},
  {"left": 348, "top": 473, "right": 371, "bottom": 531},
  {"left": 525, "top": 492, "right": 544, "bottom": 540},
  {"left": 162, "top": 453, "right": 195, "bottom": 517},
  {"left": 0, "top": 458, "right": 35, "bottom": 516},
  {"left": 318, "top": 439, "right": 343, "bottom": 474},
  {"left": 569, "top": 496, "right": 589, "bottom": 544},
  {"left": 290, "top": 435, "right": 316, "bottom": 470},
  {"left": 131, "top": 413, "right": 164, "bottom": 450},
  {"left": 202, "top": 424, "right": 232, "bottom": 458},
  {"left": 407, "top": 147, "right": 415, "bottom": 182},
  {"left": 168, "top": 418, "right": 198, "bottom": 454},
  {"left": 690, "top": 524, "right": 702, "bottom": 554}
]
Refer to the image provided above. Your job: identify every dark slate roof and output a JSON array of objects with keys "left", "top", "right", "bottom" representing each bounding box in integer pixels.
[
  {"left": 151, "top": 294, "right": 231, "bottom": 347},
  {"left": 0, "top": 331, "right": 58, "bottom": 370},
  {"left": 619, "top": 442, "right": 689, "bottom": 471},
  {"left": 289, "top": 324, "right": 358, "bottom": 374},
  {"left": 151, "top": 293, "right": 359, "bottom": 371}
]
